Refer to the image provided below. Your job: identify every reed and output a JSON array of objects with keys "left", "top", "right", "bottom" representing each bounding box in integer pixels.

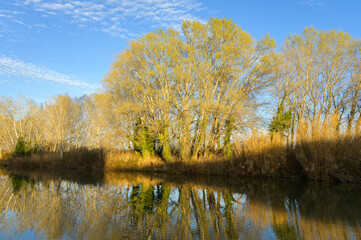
[
  {"left": 104, "top": 150, "right": 163, "bottom": 171},
  {"left": 292, "top": 119, "right": 361, "bottom": 182},
  {"left": 230, "top": 118, "right": 361, "bottom": 182},
  {"left": 233, "top": 133, "right": 290, "bottom": 177},
  {"left": 3, "top": 148, "right": 105, "bottom": 170},
  {"left": 1, "top": 118, "right": 361, "bottom": 183}
]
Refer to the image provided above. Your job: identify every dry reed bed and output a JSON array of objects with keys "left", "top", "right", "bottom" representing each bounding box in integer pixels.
[
  {"left": 1, "top": 129, "right": 361, "bottom": 183},
  {"left": 1, "top": 148, "right": 104, "bottom": 170}
]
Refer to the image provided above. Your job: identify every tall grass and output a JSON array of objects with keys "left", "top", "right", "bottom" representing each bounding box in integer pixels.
[
  {"left": 0, "top": 151, "right": 12, "bottom": 160},
  {"left": 104, "top": 150, "right": 164, "bottom": 171},
  {"left": 3, "top": 148, "right": 105, "bottom": 170},
  {"left": 1, "top": 118, "right": 361, "bottom": 183},
  {"left": 233, "top": 118, "right": 361, "bottom": 182},
  {"left": 234, "top": 133, "right": 290, "bottom": 177},
  {"left": 293, "top": 119, "right": 361, "bottom": 182}
]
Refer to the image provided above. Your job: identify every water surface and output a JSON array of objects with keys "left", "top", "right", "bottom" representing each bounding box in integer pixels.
[{"left": 0, "top": 169, "right": 360, "bottom": 239}]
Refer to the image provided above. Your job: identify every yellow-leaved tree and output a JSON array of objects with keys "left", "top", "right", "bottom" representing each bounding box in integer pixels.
[{"left": 103, "top": 17, "right": 276, "bottom": 161}]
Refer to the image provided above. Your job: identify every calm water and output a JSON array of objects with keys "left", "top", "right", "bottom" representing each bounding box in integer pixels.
[{"left": 0, "top": 169, "right": 360, "bottom": 240}]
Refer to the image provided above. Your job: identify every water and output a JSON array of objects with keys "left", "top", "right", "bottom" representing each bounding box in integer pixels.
[{"left": 0, "top": 169, "right": 360, "bottom": 240}]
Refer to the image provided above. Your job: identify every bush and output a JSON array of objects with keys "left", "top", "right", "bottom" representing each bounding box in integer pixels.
[{"left": 13, "top": 137, "right": 38, "bottom": 157}]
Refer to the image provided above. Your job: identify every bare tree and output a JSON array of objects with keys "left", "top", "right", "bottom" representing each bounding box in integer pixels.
[{"left": 42, "top": 95, "right": 83, "bottom": 151}]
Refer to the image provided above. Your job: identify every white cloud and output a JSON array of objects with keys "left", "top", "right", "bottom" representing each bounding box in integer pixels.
[
  {"left": 0, "top": 13, "right": 11, "bottom": 18},
  {"left": 33, "top": 23, "right": 46, "bottom": 28},
  {"left": 297, "top": 0, "right": 328, "bottom": 11},
  {"left": 39, "top": 2, "right": 74, "bottom": 11},
  {"left": 20, "top": 0, "right": 204, "bottom": 38},
  {"left": 0, "top": 10, "right": 16, "bottom": 18},
  {"left": 0, "top": 9, "right": 32, "bottom": 29},
  {"left": 100, "top": 24, "right": 129, "bottom": 38},
  {"left": 11, "top": 19, "right": 25, "bottom": 25},
  {"left": 24, "top": 0, "right": 42, "bottom": 4},
  {"left": 0, "top": 56, "right": 97, "bottom": 89}
]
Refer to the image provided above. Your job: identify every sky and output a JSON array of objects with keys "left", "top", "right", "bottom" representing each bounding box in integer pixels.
[{"left": 1, "top": 0, "right": 361, "bottom": 103}]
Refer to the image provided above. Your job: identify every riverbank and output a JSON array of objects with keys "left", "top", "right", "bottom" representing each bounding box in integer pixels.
[
  {"left": 1, "top": 133, "right": 360, "bottom": 183},
  {"left": 0, "top": 148, "right": 105, "bottom": 170}
]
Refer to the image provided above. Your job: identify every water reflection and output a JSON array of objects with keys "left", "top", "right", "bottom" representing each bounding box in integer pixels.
[{"left": 0, "top": 169, "right": 360, "bottom": 240}]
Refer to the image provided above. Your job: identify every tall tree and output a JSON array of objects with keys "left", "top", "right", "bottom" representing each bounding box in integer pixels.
[
  {"left": 104, "top": 28, "right": 184, "bottom": 160},
  {"left": 42, "top": 95, "right": 83, "bottom": 151},
  {"left": 103, "top": 17, "right": 276, "bottom": 160},
  {"left": 281, "top": 27, "right": 355, "bottom": 138},
  {"left": 0, "top": 95, "right": 39, "bottom": 152}
]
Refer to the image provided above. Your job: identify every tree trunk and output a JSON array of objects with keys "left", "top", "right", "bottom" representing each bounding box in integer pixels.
[
  {"left": 347, "top": 94, "right": 359, "bottom": 135},
  {"left": 191, "top": 113, "right": 208, "bottom": 159},
  {"left": 160, "top": 123, "right": 171, "bottom": 162}
]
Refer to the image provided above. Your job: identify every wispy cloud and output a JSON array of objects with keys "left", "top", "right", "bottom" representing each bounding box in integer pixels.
[
  {"left": 0, "top": 10, "right": 17, "bottom": 18},
  {"left": 0, "top": 55, "right": 97, "bottom": 89},
  {"left": 0, "top": 9, "right": 35, "bottom": 30},
  {"left": 11, "top": 19, "right": 25, "bottom": 25},
  {"left": 297, "top": 0, "right": 328, "bottom": 11},
  {"left": 19, "top": 0, "right": 203, "bottom": 38}
]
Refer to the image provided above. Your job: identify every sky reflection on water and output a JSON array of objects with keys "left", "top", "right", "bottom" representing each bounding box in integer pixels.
[{"left": 0, "top": 169, "right": 360, "bottom": 240}]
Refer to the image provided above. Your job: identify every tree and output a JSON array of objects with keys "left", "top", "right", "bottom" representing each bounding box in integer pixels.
[
  {"left": 42, "top": 95, "right": 83, "bottom": 151},
  {"left": 182, "top": 18, "right": 276, "bottom": 158},
  {"left": 13, "top": 137, "right": 38, "bottom": 157},
  {"left": 346, "top": 40, "right": 361, "bottom": 135},
  {"left": 223, "top": 117, "right": 236, "bottom": 158},
  {"left": 103, "top": 17, "right": 276, "bottom": 160},
  {"left": 269, "top": 95, "right": 292, "bottom": 139},
  {"left": 280, "top": 27, "right": 355, "bottom": 139},
  {"left": 83, "top": 93, "right": 116, "bottom": 149},
  {"left": 104, "top": 27, "right": 184, "bottom": 161},
  {"left": 132, "top": 117, "right": 155, "bottom": 158},
  {"left": 0, "top": 95, "right": 39, "bottom": 152}
]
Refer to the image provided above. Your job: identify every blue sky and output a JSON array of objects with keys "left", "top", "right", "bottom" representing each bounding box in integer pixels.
[{"left": 1, "top": 0, "right": 360, "bottom": 102}]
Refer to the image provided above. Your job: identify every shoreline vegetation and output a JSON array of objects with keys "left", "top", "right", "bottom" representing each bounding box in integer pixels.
[
  {"left": 1, "top": 130, "right": 361, "bottom": 183},
  {"left": 1, "top": 18, "right": 361, "bottom": 183}
]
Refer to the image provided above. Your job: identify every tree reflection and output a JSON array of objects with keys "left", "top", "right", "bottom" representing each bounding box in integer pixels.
[{"left": 0, "top": 171, "right": 360, "bottom": 239}]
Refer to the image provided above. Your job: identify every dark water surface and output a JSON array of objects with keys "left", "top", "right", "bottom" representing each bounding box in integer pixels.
[{"left": 0, "top": 169, "right": 360, "bottom": 240}]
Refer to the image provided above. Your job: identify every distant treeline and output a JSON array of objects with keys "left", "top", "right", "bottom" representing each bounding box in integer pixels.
[{"left": 1, "top": 18, "right": 360, "bottom": 182}]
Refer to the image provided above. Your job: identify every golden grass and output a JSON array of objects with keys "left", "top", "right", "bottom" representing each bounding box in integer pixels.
[
  {"left": 292, "top": 118, "right": 361, "bottom": 182},
  {"left": 0, "top": 151, "right": 12, "bottom": 160},
  {"left": 104, "top": 150, "right": 164, "bottom": 171},
  {"left": 3, "top": 148, "right": 105, "bottom": 170},
  {"left": 233, "top": 133, "right": 289, "bottom": 177},
  {"left": 2, "top": 117, "right": 361, "bottom": 183}
]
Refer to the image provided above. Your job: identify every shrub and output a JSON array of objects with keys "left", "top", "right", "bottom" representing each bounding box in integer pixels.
[{"left": 13, "top": 137, "right": 38, "bottom": 157}]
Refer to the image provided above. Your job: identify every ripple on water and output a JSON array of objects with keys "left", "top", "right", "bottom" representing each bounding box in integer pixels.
[{"left": 0, "top": 169, "right": 360, "bottom": 240}]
